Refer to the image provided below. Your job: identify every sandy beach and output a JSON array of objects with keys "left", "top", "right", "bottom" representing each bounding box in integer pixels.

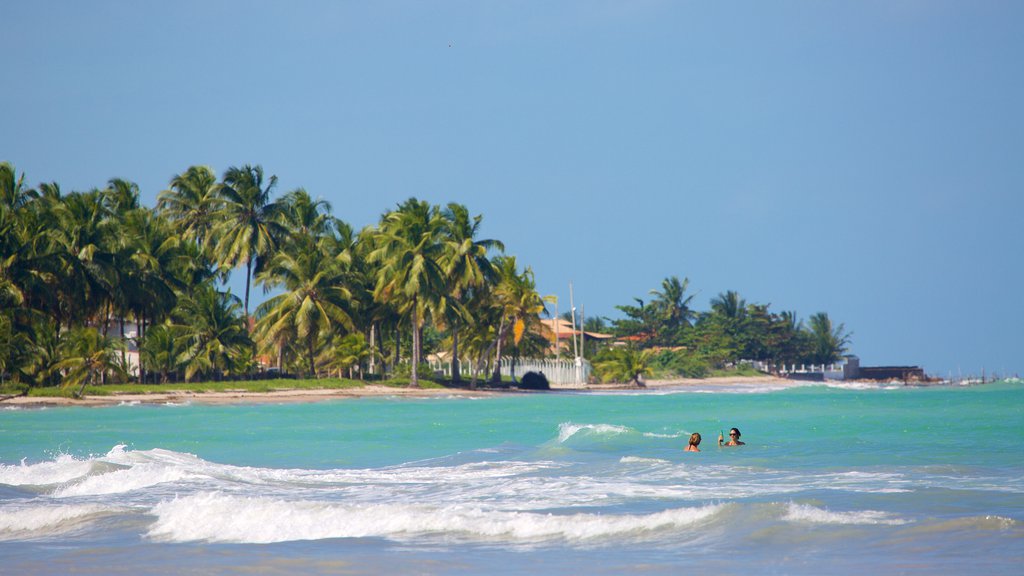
[{"left": 0, "top": 376, "right": 796, "bottom": 407}]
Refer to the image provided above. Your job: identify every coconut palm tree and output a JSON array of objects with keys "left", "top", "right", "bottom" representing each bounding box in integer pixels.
[
  {"left": 173, "top": 285, "right": 252, "bottom": 381},
  {"left": 710, "top": 290, "right": 747, "bottom": 321},
  {"left": 489, "top": 256, "right": 550, "bottom": 383},
  {"left": 805, "top": 312, "right": 851, "bottom": 365},
  {"left": 138, "top": 323, "right": 182, "bottom": 383},
  {"left": 254, "top": 235, "right": 356, "bottom": 377},
  {"left": 54, "top": 327, "right": 127, "bottom": 397},
  {"left": 51, "top": 190, "right": 116, "bottom": 329},
  {"left": 0, "top": 162, "right": 36, "bottom": 211},
  {"left": 594, "top": 347, "right": 654, "bottom": 388},
  {"left": 157, "top": 166, "right": 220, "bottom": 251},
  {"left": 440, "top": 203, "right": 503, "bottom": 382},
  {"left": 325, "top": 333, "right": 371, "bottom": 379},
  {"left": 101, "top": 178, "right": 140, "bottom": 215},
  {"left": 276, "top": 188, "right": 339, "bottom": 240},
  {"left": 211, "top": 164, "right": 285, "bottom": 318},
  {"left": 367, "top": 198, "right": 447, "bottom": 387},
  {"left": 648, "top": 275, "right": 697, "bottom": 342}
]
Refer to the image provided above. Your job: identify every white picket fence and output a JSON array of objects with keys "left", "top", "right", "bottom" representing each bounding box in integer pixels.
[{"left": 428, "top": 358, "right": 592, "bottom": 388}]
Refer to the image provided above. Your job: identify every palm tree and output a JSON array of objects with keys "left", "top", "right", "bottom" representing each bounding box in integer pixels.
[
  {"left": 325, "top": 333, "right": 371, "bottom": 379},
  {"left": 174, "top": 285, "right": 252, "bottom": 381},
  {"left": 51, "top": 190, "right": 116, "bottom": 329},
  {"left": 211, "top": 165, "right": 285, "bottom": 318},
  {"left": 594, "top": 347, "right": 654, "bottom": 388},
  {"left": 710, "top": 290, "right": 747, "bottom": 320},
  {"left": 113, "top": 209, "right": 189, "bottom": 383},
  {"left": 276, "top": 188, "right": 338, "bottom": 240},
  {"left": 254, "top": 236, "right": 356, "bottom": 377},
  {"left": 489, "top": 256, "right": 550, "bottom": 383},
  {"left": 0, "top": 162, "right": 36, "bottom": 211},
  {"left": 54, "top": 327, "right": 127, "bottom": 398},
  {"left": 648, "top": 276, "right": 697, "bottom": 341},
  {"left": 157, "top": 166, "right": 220, "bottom": 250},
  {"left": 367, "top": 198, "right": 448, "bottom": 387},
  {"left": 440, "top": 203, "right": 503, "bottom": 382},
  {"left": 138, "top": 323, "right": 182, "bottom": 383},
  {"left": 102, "top": 178, "right": 140, "bottom": 215},
  {"left": 805, "top": 312, "right": 851, "bottom": 365}
]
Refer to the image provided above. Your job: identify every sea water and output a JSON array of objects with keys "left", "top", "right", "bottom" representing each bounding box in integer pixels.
[{"left": 1, "top": 380, "right": 1022, "bottom": 574}]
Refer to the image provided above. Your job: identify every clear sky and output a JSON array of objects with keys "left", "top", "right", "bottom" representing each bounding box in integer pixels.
[{"left": 4, "top": 1, "right": 1022, "bottom": 378}]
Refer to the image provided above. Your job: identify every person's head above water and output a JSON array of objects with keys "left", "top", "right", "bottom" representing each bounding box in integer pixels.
[
  {"left": 689, "top": 432, "right": 701, "bottom": 446},
  {"left": 720, "top": 427, "right": 745, "bottom": 446}
]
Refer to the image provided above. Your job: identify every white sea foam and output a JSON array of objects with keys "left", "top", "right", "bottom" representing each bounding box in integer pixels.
[
  {"left": 642, "top": 431, "right": 684, "bottom": 439},
  {"left": 782, "top": 503, "right": 906, "bottom": 525},
  {"left": 557, "top": 422, "right": 631, "bottom": 443},
  {"left": 0, "top": 503, "right": 116, "bottom": 538},
  {"left": 148, "top": 492, "right": 724, "bottom": 544},
  {"left": 53, "top": 461, "right": 196, "bottom": 498},
  {"left": 619, "top": 456, "right": 671, "bottom": 464},
  {"left": 0, "top": 454, "right": 97, "bottom": 488}
]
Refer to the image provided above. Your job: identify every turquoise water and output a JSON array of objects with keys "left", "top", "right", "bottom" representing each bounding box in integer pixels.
[{"left": 2, "top": 381, "right": 1022, "bottom": 574}]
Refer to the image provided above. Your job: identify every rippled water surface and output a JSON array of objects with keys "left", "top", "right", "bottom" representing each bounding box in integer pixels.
[{"left": 2, "top": 381, "right": 1022, "bottom": 574}]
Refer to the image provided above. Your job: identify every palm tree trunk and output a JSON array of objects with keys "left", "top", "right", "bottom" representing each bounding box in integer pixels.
[
  {"left": 393, "top": 326, "right": 400, "bottom": 374},
  {"left": 308, "top": 337, "right": 317, "bottom": 378},
  {"left": 451, "top": 324, "right": 461, "bottom": 383},
  {"left": 119, "top": 316, "right": 126, "bottom": 374},
  {"left": 244, "top": 258, "right": 253, "bottom": 319},
  {"left": 410, "top": 303, "right": 420, "bottom": 388},
  {"left": 368, "top": 324, "right": 376, "bottom": 377},
  {"left": 491, "top": 317, "right": 506, "bottom": 383}
]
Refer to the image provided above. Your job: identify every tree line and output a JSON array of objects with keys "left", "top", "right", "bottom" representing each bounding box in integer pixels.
[
  {"left": 0, "top": 162, "right": 549, "bottom": 394},
  {"left": 591, "top": 276, "right": 852, "bottom": 383},
  {"left": 1, "top": 160, "right": 852, "bottom": 392}
]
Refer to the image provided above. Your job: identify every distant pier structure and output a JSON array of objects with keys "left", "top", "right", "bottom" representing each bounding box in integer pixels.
[{"left": 777, "top": 356, "right": 927, "bottom": 383}]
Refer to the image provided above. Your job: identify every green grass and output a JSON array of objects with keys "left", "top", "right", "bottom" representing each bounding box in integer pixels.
[
  {"left": 1, "top": 377, "right": 448, "bottom": 398},
  {"left": 706, "top": 365, "right": 767, "bottom": 378}
]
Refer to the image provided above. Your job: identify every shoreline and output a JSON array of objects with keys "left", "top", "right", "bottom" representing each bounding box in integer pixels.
[{"left": 1, "top": 376, "right": 798, "bottom": 408}]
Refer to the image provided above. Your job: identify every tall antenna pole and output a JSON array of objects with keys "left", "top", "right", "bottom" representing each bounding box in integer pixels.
[
  {"left": 569, "top": 282, "right": 579, "bottom": 360},
  {"left": 554, "top": 298, "right": 560, "bottom": 362},
  {"left": 580, "top": 304, "right": 585, "bottom": 363},
  {"left": 569, "top": 282, "right": 580, "bottom": 385}
]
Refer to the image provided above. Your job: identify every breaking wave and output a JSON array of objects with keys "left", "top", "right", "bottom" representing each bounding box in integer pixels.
[{"left": 148, "top": 492, "right": 725, "bottom": 544}]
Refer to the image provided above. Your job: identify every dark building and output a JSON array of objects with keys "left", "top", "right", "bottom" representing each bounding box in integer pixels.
[{"left": 843, "top": 356, "right": 926, "bottom": 382}]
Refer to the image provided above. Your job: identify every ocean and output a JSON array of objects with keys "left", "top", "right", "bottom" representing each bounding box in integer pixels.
[{"left": 1, "top": 380, "right": 1022, "bottom": 574}]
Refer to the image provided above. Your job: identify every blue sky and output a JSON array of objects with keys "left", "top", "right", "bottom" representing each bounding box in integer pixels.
[{"left": 4, "top": 1, "right": 1021, "bottom": 378}]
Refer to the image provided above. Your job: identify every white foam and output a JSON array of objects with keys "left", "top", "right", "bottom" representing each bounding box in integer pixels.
[
  {"left": 0, "top": 454, "right": 96, "bottom": 487},
  {"left": 52, "top": 462, "right": 195, "bottom": 497},
  {"left": 642, "top": 431, "right": 684, "bottom": 439},
  {"left": 783, "top": 503, "right": 906, "bottom": 525},
  {"left": 0, "top": 503, "right": 115, "bottom": 538},
  {"left": 619, "top": 456, "right": 671, "bottom": 464},
  {"left": 557, "top": 422, "right": 631, "bottom": 443},
  {"left": 148, "top": 492, "right": 724, "bottom": 544}
]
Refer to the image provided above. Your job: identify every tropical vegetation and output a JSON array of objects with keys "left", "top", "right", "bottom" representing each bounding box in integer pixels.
[
  {"left": 0, "top": 161, "right": 554, "bottom": 392},
  {"left": 0, "top": 161, "right": 851, "bottom": 393},
  {"left": 594, "top": 275, "right": 852, "bottom": 381}
]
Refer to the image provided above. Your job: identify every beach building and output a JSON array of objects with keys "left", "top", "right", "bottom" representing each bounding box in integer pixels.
[
  {"left": 538, "top": 318, "right": 615, "bottom": 355},
  {"left": 777, "top": 355, "right": 928, "bottom": 382}
]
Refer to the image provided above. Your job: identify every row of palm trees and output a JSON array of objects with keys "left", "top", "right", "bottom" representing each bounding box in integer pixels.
[
  {"left": 0, "top": 161, "right": 548, "bottom": 391},
  {"left": 607, "top": 275, "right": 853, "bottom": 376}
]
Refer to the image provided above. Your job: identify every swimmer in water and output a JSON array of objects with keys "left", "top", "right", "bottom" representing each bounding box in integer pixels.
[
  {"left": 685, "top": 432, "right": 702, "bottom": 452},
  {"left": 719, "top": 427, "right": 745, "bottom": 446}
]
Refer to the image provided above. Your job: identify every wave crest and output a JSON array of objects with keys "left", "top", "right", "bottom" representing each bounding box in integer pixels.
[
  {"left": 148, "top": 492, "right": 724, "bottom": 544},
  {"left": 783, "top": 503, "right": 906, "bottom": 525}
]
